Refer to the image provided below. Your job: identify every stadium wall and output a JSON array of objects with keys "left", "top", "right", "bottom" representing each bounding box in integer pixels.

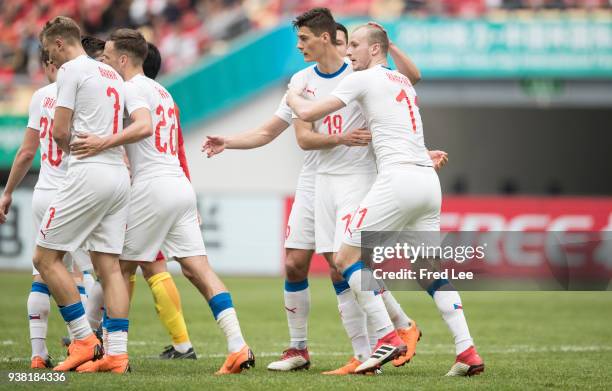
[{"left": 2, "top": 190, "right": 610, "bottom": 277}]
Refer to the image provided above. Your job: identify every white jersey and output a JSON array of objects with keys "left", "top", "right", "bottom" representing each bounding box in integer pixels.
[
  {"left": 289, "top": 61, "right": 376, "bottom": 176},
  {"left": 123, "top": 74, "right": 183, "bottom": 182},
  {"left": 275, "top": 95, "right": 317, "bottom": 191},
  {"left": 55, "top": 55, "right": 125, "bottom": 167},
  {"left": 26, "top": 83, "right": 68, "bottom": 190},
  {"left": 332, "top": 65, "right": 432, "bottom": 171}
]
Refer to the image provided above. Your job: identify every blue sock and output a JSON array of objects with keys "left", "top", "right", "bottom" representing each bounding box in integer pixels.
[
  {"left": 342, "top": 261, "right": 365, "bottom": 282},
  {"left": 58, "top": 302, "right": 85, "bottom": 323},
  {"left": 208, "top": 292, "right": 234, "bottom": 320},
  {"left": 105, "top": 317, "right": 129, "bottom": 332},
  {"left": 285, "top": 279, "right": 308, "bottom": 292},
  {"left": 31, "top": 282, "right": 50, "bottom": 296},
  {"left": 332, "top": 279, "right": 350, "bottom": 295}
]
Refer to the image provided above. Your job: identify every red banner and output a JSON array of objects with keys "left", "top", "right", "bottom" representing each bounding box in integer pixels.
[{"left": 283, "top": 196, "right": 612, "bottom": 276}]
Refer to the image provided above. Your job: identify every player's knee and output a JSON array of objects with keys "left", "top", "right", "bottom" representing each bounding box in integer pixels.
[
  {"left": 181, "top": 264, "right": 195, "bottom": 281},
  {"left": 285, "top": 257, "right": 308, "bottom": 281}
]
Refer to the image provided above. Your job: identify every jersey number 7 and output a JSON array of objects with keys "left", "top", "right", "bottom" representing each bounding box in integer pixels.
[{"left": 396, "top": 89, "right": 417, "bottom": 134}]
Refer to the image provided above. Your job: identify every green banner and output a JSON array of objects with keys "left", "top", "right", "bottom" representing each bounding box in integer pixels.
[
  {"left": 381, "top": 16, "right": 612, "bottom": 78},
  {"left": 0, "top": 116, "right": 40, "bottom": 169}
]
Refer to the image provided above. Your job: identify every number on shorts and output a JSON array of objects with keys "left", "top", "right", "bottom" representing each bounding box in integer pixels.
[
  {"left": 356, "top": 208, "right": 368, "bottom": 229},
  {"left": 106, "top": 87, "right": 120, "bottom": 134},
  {"left": 45, "top": 207, "right": 56, "bottom": 229},
  {"left": 342, "top": 213, "right": 352, "bottom": 233},
  {"left": 396, "top": 89, "right": 417, "bottom": 134}
]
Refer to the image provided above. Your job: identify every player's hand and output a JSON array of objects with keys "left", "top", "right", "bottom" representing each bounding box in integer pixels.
[
  {"left": 339, "top": 128, "right": 372, "bottom": 147},
  {"left": 429, "top": 150, "right": 448, "bottom": 171},
  {"left": 0, "top": 193, "right": 12, "bottom": 224},
  {"left": 70, "top": 133, "right": 106, "bottom": 159},
  {"left": 367, "top": 21, "right": 393, "bottom": 45},
  {"left": 202, "top": 135, "right": 226, "bottom": 158}
]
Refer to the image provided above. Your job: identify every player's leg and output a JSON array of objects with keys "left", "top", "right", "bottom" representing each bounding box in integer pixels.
[
  {"left": 73, "top": 164, "right": 131, "bottom": 374},
  {"left": 86, "top": 278, "right": 104, "bottom": 333},
  {"left": 33, "top": 246, "right": 102, "bottom": 372},
  {"left": 322, "top": 256, "right": 372, "bottom": 375},
  {"left": 161, "top": 176, "right": 252, "bottom": 374},
  {"left": 28, "top": 272, "right": 52, "bottom": 369},
  {"left": 407, "top": 177, "right": 483, "bottom": 376},
  {"left": 268, "top": 188, "right": 316, "bottom": 371},
  {"left": 267, "top": 248, "right": 313, "bottom": 371},
  {"left": 77, "top": 251, "right": 131, "bottom": 374},
  {"left": 334, "top": 174, "right": 409, "bottom": 373},
  {"left": 62, "top": 264, "right": 88, "bottom": 347},
  {"left": 177, "top": 255, "right": 254, "bottom": 374},
  {"left": 140, "top": 258, "right": 195, "bottom": 359}
]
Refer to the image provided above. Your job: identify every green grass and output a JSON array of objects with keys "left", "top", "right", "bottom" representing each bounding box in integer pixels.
[{"left": 0, "top": 271, "right": 611, "bottom": 390}]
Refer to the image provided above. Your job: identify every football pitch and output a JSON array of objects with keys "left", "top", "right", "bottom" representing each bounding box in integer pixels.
[{"left": 0, "top": 271, "right": 611, "bottom": 390}]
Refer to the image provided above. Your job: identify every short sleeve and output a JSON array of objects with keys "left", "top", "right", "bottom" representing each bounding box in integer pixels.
[
  {"left": 331, "top": 71, "right": 366, "bottom": 105},
  {"left": 26, "top": 90, "right": 44, "bottom": 131},
  {"left": 55, "top": 64, "right": 79, "bottom": 110},
  {"left": 274, "top": 95, "right": 292, "bottom": 124},
  {"left": 124, "top": 82, "right": 149, "bottom": 115}
]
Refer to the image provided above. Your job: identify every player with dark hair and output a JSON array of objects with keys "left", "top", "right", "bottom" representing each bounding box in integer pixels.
[{"left": 81, "top": 36, "right": 106, "bottom": 60}]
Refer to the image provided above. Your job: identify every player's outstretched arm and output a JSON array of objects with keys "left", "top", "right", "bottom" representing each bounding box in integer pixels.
[
  {"left": 202, "top": 115, "right": 288, "bottom": 158},
  {"left": 287, "top": 90, "right": 345, "bottom": 122},
  {"left": 294, "top": 118, "right": 371, "bottom": 151},
  {"left": 0, "top": 129, "right": 39, "bottom": 224},
  {"left": 367, "top": 22, "right": 421, "bottom": 85},
  {"left": 70, "top": 108, "right": 153, "bottom": 158}
]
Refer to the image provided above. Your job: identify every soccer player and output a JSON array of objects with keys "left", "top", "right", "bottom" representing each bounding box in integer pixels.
[
  {"left": 80, "top": 38, "right": 198, "bottom": 360},
  {"left": 70, "top": 28, "right": 254, "bottom": 374},
  {"left": 287, "top": 23, "right": 484, "bottom": 376},
  {"left": 204, "top": 14, "right": 446, "bottom": 373},
  {"left": 287, "top": 8, "right": 431, "bottom": 374},
  {"left": 36, "top": 16, "right": 131, "bottom": 373},
  {"left": 0, "top": 48, "right": 94, "bottom": 369}
]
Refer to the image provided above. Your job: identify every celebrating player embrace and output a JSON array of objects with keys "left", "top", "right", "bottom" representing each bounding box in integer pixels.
[{"left": 287, "top": 22, "right": 484, "bottom": 376}]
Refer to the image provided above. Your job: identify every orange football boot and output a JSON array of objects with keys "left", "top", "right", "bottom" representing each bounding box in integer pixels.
[
  {"left": 322, "top": 357, "right": 362, "bottom": 375},
  {"left": 392, "top": 322, "right": 422, "bottom": 367},
  {"left": 77, "top": 354, "right": 130, "bottom": 374},
  {"left": 53, "top": 334, "right": 103, "bottom": 372},
  {"left": 31, "top": 355, "right": 53, "bottom": 369},
  {"left": 215, "top": 345, "right": 255, "bottom": 375}
]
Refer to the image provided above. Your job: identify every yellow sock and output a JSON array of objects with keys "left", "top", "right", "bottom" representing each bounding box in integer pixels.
[
  {"left": 147, "top": 272, "right": 190, "bottom": 345},
  {"left": 129, "top": 274, "right": 136, "bottom": 302}
]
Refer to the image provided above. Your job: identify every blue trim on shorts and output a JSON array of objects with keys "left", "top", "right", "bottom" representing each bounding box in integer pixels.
[
  {"left": 285, "top": 279, "right": 309, "bottom": 292},
  {"left": 77, "top": 285, "right": 86, "bottom": 295},
  {"left": 31, "top": 282, "right": 50, "bottom": 295},
  {"left": 208, "top": 292, "right": 234, "bottom": 320}
]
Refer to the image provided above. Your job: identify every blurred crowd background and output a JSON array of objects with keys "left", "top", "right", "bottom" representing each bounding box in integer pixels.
[{"left": 1, "top": 0, "right": 610, "bottom": 83}]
